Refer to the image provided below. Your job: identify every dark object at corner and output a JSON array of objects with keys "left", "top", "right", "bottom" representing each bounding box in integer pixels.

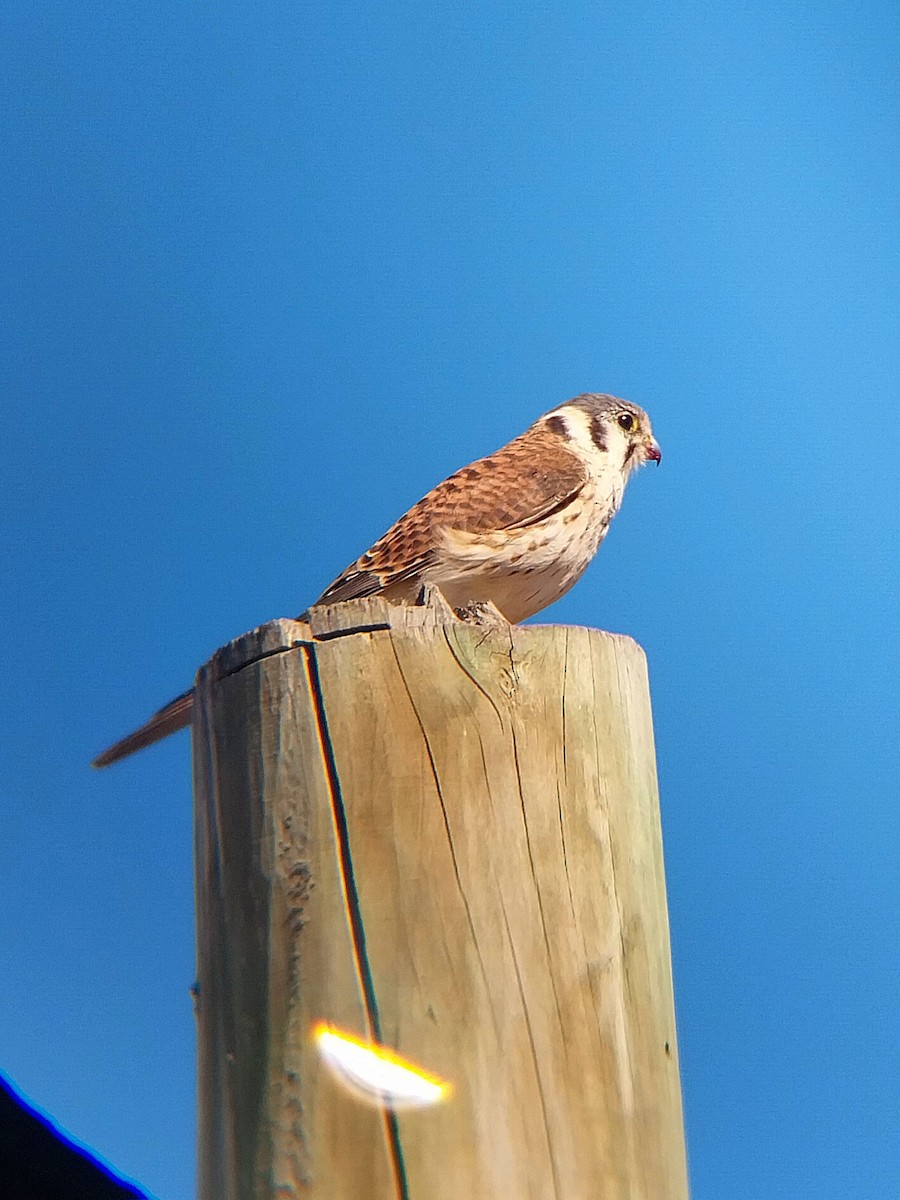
[{"left": 0, "top": 1071, "right": 148, "bottom": 1200}]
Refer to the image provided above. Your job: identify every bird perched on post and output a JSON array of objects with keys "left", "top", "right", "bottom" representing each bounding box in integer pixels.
[{"left": 93, "top": 392, "right": 660, "bottom": 767}]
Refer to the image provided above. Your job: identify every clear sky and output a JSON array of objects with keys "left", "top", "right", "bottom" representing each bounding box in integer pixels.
[{"left": 2, "top": 1, "right": 898, "bottom": 1197}]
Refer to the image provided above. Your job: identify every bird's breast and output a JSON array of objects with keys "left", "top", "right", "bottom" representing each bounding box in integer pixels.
[{"left": 429, "top": 473, "right": 625, "bottom": 621}]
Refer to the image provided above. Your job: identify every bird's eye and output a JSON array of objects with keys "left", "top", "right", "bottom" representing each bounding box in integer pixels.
[{"left": 617, "top": 412, "right": 635, "bottom": 432}]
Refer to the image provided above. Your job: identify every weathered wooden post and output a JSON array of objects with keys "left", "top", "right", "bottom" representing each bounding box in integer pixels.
[{"left": 193, "top": 596, "right": 687, "bottom": 1199}]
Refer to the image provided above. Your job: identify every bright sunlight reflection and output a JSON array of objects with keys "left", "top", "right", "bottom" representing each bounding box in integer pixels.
[{"left": 314, "top": 1022, "right": 450, "bottom": 1109}]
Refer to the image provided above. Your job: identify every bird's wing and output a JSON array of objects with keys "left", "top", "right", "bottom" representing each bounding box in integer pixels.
[{"left": 313, "top": 430, "right": 587, "bottom": 605}]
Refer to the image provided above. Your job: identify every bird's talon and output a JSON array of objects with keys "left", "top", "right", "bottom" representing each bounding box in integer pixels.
[
  {"left": 417, "top": 583, "right": 459, "bottom": 619},
  {"left": 453, "top": 600, "right": 510, "bottom": 628}
]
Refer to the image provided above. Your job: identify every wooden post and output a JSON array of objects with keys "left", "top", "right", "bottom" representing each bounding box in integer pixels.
[{"left": 193, "top": 597, "right": 687, "bottom": 1199}]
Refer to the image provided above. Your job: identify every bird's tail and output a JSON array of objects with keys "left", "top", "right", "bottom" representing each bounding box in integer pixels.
[{"left": 92, "top": 689, "right": 195, "bottom": 768}]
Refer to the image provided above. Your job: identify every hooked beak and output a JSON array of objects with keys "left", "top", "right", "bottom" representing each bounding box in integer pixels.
[{"left": 644, "top": 437, "right": 662, "bottom": 465}]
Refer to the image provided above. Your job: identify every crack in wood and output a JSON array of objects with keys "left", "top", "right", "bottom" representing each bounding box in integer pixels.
[
  {"left": 386, "top": 638, "right": 501, "bottom": 1040},
  {"left": 500, "top": 897, "right": 563, "bottom": 1200},
  {"left": 302, "top": 643, "right": 410, "bottom": 1200}
]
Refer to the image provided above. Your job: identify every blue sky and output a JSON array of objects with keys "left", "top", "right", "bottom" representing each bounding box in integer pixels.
[{"left": 2, "top": 1, "right": 898, "bottom": 1196}]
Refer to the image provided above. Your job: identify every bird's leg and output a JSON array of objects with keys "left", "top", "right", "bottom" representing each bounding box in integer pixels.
[
  {"left": 416, "top": 583, "right": 460, "bottom": 620},
  {"left": 415, "top": 584, "right": 509, "bottom": 627},
  {"left": 452, "top": 599, "right": 511, "bottom": 628}
]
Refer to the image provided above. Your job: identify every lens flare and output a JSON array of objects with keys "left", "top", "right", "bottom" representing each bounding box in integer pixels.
[{"left": 314, "top": 1022, "right": 450, "bottom": 1109}]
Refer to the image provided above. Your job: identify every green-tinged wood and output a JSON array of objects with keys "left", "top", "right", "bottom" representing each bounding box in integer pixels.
[{"left": 193, "top": 599, "right": 687, "bottom": 1199}]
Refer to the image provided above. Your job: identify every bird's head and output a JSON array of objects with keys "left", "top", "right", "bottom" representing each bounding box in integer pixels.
[{"left": 543, "top": 393, "right": 661, "bottom": 473}]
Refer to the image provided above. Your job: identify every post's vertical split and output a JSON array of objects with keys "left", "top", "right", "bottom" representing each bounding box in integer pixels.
[{"left": 192, "top": 598, "right": 688, "bottom": 1199}]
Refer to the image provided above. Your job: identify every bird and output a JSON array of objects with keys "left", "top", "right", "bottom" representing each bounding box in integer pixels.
[{"left": 93, "top": 392, "right": 660, "bottom": 768}]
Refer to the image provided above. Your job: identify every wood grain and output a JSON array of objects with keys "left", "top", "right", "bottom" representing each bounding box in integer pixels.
[{"left": 193, "top": 599, "right": 687, "bottom": 1199}]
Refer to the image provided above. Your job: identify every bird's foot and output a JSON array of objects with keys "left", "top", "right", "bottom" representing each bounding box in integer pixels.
[
  {"left": 416, "top": 583, "right": 459, "bottom": 621},
  {"left": 453, "top": 600, "right": 510, "bottom": 628},
  {"left": 416, "top": 584, "right": 510, "bottom": 628}
]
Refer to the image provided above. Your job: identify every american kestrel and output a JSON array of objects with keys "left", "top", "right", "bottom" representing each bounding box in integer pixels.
[{"left": 93, "top": 393, "right": 659, "bottom": 767}]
